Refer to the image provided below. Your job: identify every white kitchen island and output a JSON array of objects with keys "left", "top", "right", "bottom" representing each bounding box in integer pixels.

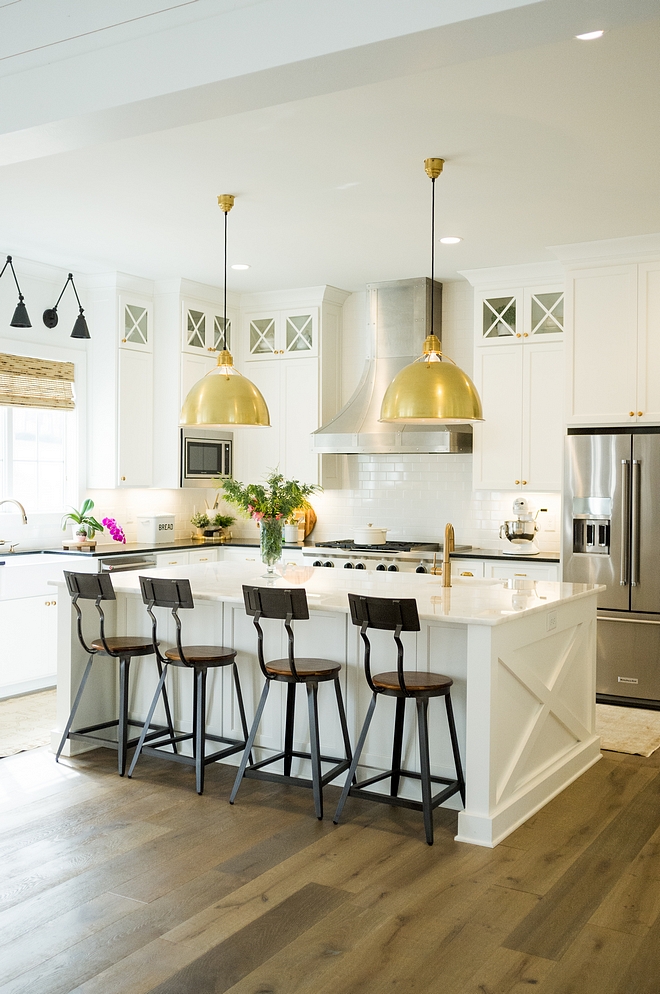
[{"left": 53, "top": 563, "right": 602, "bottom": 848}]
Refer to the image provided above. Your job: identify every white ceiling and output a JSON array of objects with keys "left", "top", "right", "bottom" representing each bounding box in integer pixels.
[{"left": 0, "top": 0, "right": 659, "bottom": 293}]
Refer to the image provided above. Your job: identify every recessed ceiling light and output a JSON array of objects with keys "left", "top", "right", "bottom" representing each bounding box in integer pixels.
[
  {"left": 575, "top": 30, "right": 604, "bottom": 40},
  {"left": 231, "top": 264, "right": 250, "bottom": 270},
  {"left": 440, "top": 236, "right": 462, "bottom": 245}
]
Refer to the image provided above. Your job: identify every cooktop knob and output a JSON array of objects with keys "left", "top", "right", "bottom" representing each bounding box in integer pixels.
[
  {"left": 387, "top": 564, "right": 399, "bottom": 572},
  {"left": 355, "top": 562, "right": 366, "bottom": 569},
  {"left": 415, "top": 565, "right": 428, "bottom": 573},
  {"left": 376, "top": 564, "right": 386, "bottom": 571},
  {"left": 324, "top": 560, "right": 335, "bottom": 568},
  {"left": 344, "top": 562, "right": 354, "bottom": 568},
  {"left": 312, "top": 560, "right": 323, "bottom": 567}
]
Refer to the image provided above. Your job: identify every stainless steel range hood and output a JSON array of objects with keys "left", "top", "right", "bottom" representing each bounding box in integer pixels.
[{"left": 313, "top": 277, "right": 472, "bottom": 454}]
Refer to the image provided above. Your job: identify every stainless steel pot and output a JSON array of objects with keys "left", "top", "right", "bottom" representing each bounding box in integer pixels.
[{"left": 499, "top": 520, "right": 539, "bottom": 544}]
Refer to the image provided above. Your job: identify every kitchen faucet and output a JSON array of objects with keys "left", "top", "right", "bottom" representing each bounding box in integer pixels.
[
  {"left": 443, "top": 522, "right": 454, "bottom": 588},
  {"left": 0, "top": 499, "right": 28, "bottom": 550}
]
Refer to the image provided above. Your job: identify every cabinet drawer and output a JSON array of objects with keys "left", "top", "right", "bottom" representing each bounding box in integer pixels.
[
  {"left": 155, "top": 552, "right": 190, "bottom": 567},
  {"left": 222, "top": 548, "right": 260, "bottom": 563},
  {"left": 187, "top": 549, "right": 218, "bottom": 564},
  {"left": 451, "top": 559, "right": 485, "bottom": 578},
  {"left": 487, "top": 562, "right": 560, "bottom": 581}
]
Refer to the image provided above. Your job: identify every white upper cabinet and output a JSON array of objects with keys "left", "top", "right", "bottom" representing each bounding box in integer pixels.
[
  {"left": 244, "top": 307, "right": 318, "bottom": 360},
  {"left": 87, "top": 274, "right": 154, "bottom": 489},
  {"left": 119, "top": 296, "right": 152, "bottom": 352},
  {"left": 476, "top": 285, "right": 564, "bottom": 346},
  {"left": 463, "top": 262, "right": 565, "bottom": 493},
  {"left": 182, "top": 299, "right": 230, "bottom": 356},
  {"left": 232, "top": 286, "right": 348, "bottom": 487},
  {"left": 565, "top": 260, "right": 660, "bottom": 425}
]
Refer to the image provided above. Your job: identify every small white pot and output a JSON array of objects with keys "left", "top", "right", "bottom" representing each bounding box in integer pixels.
[
  {"left": 283, "top": 523, "right": 299, "bottom": 543},
  {"left": 353, "top": 524, "right": 388, "bottom": 545}
]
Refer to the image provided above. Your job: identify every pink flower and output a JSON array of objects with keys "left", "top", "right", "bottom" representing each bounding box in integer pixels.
[
  {"left": 252, "top": 511, "right": 264, "bottom": 522},
  {"left": 102, "top": 517, "right": 127, "bottom": 544}
]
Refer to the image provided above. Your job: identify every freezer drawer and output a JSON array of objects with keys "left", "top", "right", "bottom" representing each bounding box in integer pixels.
[{"left": 597, "top": 612, "right": 660, "bottom": 702}]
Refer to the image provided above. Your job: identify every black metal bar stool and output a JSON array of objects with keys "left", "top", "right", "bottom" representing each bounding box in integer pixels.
[
  {"left": 56, "top": 571, "right": 176, "bottom": 776},
  {"left": 229, "top": 585, "right": 353, "bottom": 819},
  {"left": 127, "top": 576, "right": 250, "bottom": 794},
  {"left": 334, "top": 594, "right": 465, "bottom": 845}
]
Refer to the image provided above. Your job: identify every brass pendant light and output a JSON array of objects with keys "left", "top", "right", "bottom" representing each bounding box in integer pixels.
[
  {"left": 180, "top": 195, "right": 271, "bottom": 428},
  {"left": 379, "top": 159, "right": 483, "bottom": 425}
]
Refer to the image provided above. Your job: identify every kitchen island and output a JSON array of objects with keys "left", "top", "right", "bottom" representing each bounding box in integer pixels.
[{"left": 53, "top": 563, "right": 601, "bottom": 847}]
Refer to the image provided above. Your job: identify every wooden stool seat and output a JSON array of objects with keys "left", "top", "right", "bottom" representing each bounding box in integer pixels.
[
  {"left": 91, "top": 636, "right": 155, "bottom": 656},
  {"left": 165, "top": 645, "right": 236, "bottom": 665},
  {"left": 265, "top": 657, "right": 341, "bottom": 679},
  {"left": 372, "top": 671, "right": 453, "bottom": 694}
]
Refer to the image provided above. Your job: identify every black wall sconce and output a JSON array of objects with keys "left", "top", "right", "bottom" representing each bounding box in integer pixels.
[
  {"left": 43, "top": 273, "right": 90, "bottom": 339},
  {"left": 0, "top": 255, "right": 32, "bottom": 328}
]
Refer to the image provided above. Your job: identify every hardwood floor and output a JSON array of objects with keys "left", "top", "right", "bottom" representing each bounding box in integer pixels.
[{"left": 1, "top": 745, "right": 660, "bottom": 993}]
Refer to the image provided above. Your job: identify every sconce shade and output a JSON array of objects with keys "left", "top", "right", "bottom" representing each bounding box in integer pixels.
[
  {"left": 10, "top": 300, "right": 31, "bottom": 328},
  {"left": 180, "top": 354, "right": 270, "bottom": 427},
  {"left": 71, "top": 312, "right": 90, "bottom": 339}
]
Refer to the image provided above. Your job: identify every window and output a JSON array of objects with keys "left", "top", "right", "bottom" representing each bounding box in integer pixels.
[{"left": 0, "top": 407, "right": 75, "bottom": 512}]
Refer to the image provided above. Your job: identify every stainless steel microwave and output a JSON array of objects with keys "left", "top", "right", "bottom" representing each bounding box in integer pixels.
[{"left": 179, "top": 428, "right": 233, "bottom": 488}]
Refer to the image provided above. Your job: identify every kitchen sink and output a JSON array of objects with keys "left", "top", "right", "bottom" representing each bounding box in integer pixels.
[{"left": 0, "top": 553, "right": 74, "bottom": 600}]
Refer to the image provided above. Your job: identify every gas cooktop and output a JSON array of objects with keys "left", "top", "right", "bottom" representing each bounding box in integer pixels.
[{"left": 313, "top": 539, "right": 440, "bottom": 553}]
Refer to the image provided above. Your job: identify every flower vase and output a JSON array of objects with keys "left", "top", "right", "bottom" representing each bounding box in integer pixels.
[{"left": 260, "top": 517, "right": 283, "bottom": 576}]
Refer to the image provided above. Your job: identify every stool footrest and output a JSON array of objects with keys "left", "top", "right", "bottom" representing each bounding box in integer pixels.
[
  {"left": 138, "top": 736, "right": 246, "bottom": 768},
  {"left": 348, "top": 774, "right": 461, "bottom": 811},
  {"left": 244, "top": 756, "right": 351, "bottom": 790},
  {"left": 67, "top": 719, "right": 171, "bottom": 752}
]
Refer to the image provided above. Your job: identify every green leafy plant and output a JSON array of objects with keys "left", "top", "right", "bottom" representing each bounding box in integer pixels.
[
  {"left": 61, "top": 499, "right": 104, "bottom": 539},
  {"left": 212, "top": 513, "right": 234, "bottom": 529},
  {"left": 221, "top": 472, "right": 320, "bottom": 522},
  {"left": 191, "top": 512, "right": 210, "bottom": 529}
]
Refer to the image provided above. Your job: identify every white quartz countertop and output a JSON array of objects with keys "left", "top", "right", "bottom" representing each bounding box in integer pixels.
[{"left": 57, "top": 561, "right": 602, "bottom": 627}]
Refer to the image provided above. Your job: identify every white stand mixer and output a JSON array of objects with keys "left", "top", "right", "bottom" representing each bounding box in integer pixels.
[{"left": 499, "top": 497, "right": 546, "bottom": 556}]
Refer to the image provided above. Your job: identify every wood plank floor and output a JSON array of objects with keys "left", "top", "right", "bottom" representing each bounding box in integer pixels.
[{"left": 1, "top": 744, "right": 660, "bottom": 993}]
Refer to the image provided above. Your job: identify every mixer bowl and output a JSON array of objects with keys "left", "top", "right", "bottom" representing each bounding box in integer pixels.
[{"left": 499, "top": 520, "right": 538, "bottom": 544}]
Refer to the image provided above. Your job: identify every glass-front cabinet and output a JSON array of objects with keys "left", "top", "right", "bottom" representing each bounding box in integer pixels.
[
  {"left": 244, "top": 307, "right": 318, "bottom": 360},
  {"left": 182, "top": 299, "right": 231, "bottom": 356},
  {"left": 477, "top": 286, "right": 564, "bottom": 345},
  {"left": 119, "top": 296, "right": 153, "bottom": 352}
]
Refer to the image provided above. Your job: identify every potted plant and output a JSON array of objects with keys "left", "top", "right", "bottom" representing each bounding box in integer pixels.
[
  {"left": 191, "top": 511, "right": 210, "bottom": 538},
  {"left": 61, "top": 498, "right": 104, "bottom": 545},
  {"left": 221, "top": 472, "right": 320, "bottom": 575},
  {"left": 212, "top": 513, "right": 234, "bottom": 538}
]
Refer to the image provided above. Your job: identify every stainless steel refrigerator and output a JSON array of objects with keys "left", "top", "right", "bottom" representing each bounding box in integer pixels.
[{"left": 563, "top": 428, "right": 660, "bottom": 705}]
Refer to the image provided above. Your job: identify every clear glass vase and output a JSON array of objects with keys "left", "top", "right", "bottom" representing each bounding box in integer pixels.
[{"left": 260, "top": 517, "right": 283, "bottom": 576}]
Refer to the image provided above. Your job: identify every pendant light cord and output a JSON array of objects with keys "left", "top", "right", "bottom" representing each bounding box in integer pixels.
[
  {"left": 223, "top": 208, "right": 228, "bottom": 351},
  {"left": 430, "top": 176, "right": 435, "bottom": 337}
]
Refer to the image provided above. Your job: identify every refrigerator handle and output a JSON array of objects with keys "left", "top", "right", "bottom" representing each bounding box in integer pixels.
[
  {"left": 631, "top": 459, "right": 641, "bottom": 587},
  {"left": 620, "top": 459, "right": 630, "bottom": 586}
]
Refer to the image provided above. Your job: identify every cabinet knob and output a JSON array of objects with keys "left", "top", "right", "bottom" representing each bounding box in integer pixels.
[
  {"left": 522, "top": 480, "right": 528, "bottom": 485},
  {"left": 121, "top": 476, "right": 126, "bottom": 481},
  {"left": 122, "top": 338, "right": 127, "bottom": 343},
  {"left": 516, "top": 333, "right": 522, "bottom": 338},
  {"left": 515, "top": 480, "right": 520, "bottom": 485},
  {"left": 638, "top": 411, "right": 643, "bottom": 416},
  {"left": 523, "top": 333, "right": 528, "bottom": 337},
  {"left": 630, "top": 411, "right": 635, "bottom": 417}
]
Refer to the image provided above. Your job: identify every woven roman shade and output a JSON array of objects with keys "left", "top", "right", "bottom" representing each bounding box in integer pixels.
[{"left": 0, "top": 353, "right": 75, "bottom": 410}]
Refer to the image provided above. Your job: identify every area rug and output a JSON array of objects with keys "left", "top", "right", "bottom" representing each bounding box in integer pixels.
[
  {"left": 0, "top": 689, "right": 56, "bottom": 758},
  {"left": 596, "top": 703, "right": 660, "bottom": 757}
]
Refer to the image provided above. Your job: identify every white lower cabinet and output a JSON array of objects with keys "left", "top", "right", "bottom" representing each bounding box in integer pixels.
[
  {"left": 221, "top": 548, "right": 261, "bottom": 564},
  {"left": 0, "top": 595, "right": 58, "bottom": 698},
  {"left": 451, "top": 559, "right": 485, "bottom": 578},
  {"left": 155, "top": 551, "right": 190, "bottom": 568},
  {"left": 486, "top": 562, "right": 560, "bottom": 581},
  {"left": 187, "top": 548, "right": 218, "bottom": 564}
]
